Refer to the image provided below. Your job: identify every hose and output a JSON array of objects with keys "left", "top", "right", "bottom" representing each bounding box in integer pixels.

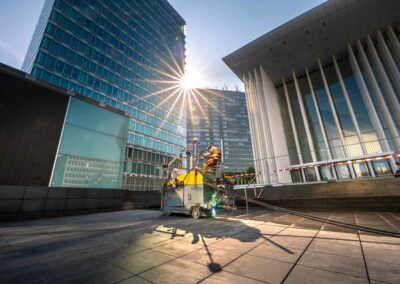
[
  {"left": 205, "top": 180, "right": 400, "bottom": 238},
  {"left": 234, "top": 195, "right": 400, "bottom": 238}
]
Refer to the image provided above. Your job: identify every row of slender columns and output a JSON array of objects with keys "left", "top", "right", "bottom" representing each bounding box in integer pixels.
[
  {"left": 387, "top": 25, "right": 400, "bottom": 72},
  {"left": 243, "top": 74, "right": 263, "bottom": 183},
  {"left": 332, "top": 55, "right": 376, "bottom": 177},
  {"left": 356, "top": 40, "right": 400, "bottom": 153},
  {"left": 260, "top": 66, "right": 291, "bottom": 183},
  {"left": 292, "top": 71, "right": 321, "bottom": 181},
  {"left": 347, "top": 44, "right": 390, "bottom": 151},
  {"left": 318, "top": 58, "right": 358, "bottom": 178},
  {"left": 254, "top": 69, "right": 275, "bottom": 183},
  {"left": 282, "top": 80, "right": 307, "bottom": 182},
  {"left": 278, "top": 27, "right": 400, "bottom": 180},
  {"left": 306, "top": 68, "right": 338, "bottom": 179},
  {"left": 376, "top": 30, "right": 400, "bottom": 97},
  {"left": 244, "top": 69, "right": 293, "bottom": 184},
  {"left": 243, "top": 25, "right": 400, "bottom": 183},
  {"left": 366, "top": 35, "right": 400, "bottom": 127}
]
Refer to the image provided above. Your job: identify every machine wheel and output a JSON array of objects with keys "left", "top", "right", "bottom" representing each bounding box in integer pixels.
[{"left": 191, "top": 207, "right": 201, "bottom": 219}]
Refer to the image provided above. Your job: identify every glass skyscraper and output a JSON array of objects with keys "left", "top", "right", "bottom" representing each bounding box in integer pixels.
[
  {"left": 187, "top": 89, "right": 254, "bottom": 173},
  {"left": 22, "top": 0, "right": 186, "bottom": 190},
  {"left": 224, "top": 0, "right": 400, "bottom": 184}
]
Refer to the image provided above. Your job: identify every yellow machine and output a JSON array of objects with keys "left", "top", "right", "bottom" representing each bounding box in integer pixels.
[{"left": 161, "top": 143, "right": 236, "bottom": 218}]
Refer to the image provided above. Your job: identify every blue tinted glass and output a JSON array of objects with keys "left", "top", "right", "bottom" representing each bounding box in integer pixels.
[{"left": 51, "top": 98, "right": 128, "bottom": 188}]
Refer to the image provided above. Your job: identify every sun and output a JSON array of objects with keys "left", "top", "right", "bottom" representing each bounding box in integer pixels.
[{"left": 180, "top": 67, "right": 204, "bottom": 90}]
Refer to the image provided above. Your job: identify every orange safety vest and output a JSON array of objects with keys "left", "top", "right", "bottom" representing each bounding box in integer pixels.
[{"left": 208, "top": 146, "right": 219, "bottom": 158}]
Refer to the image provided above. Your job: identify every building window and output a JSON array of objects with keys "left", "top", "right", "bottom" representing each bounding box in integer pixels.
[
  {"left": 335, "top": 164, "right": 351, "bottom": 179},
  {"left": 372, "top": 160, "right": 393, "bottom": 176},
  {"left": 353, "top": 162, "right": 370, "bottom": 178},
  {"left": 304, "top": 168, "right": 318, "bottom": 182},
  {"left": 290, "top": 169, "right": 303, "bottom": 183},
  {"left": 319, "top": 166, "right": 333, "bottom": 180}
]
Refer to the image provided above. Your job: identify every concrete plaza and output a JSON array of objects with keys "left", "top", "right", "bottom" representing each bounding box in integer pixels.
[{"left": 0, "top": 209, "right": 399, "bottom": 283}]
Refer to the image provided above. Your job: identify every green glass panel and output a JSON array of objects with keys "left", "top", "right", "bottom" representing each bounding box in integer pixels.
[{"left": 51, "top": 98, "right": 128, "bottom": 188}]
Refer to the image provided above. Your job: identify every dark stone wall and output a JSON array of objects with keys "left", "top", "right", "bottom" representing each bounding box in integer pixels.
[
  {"left": 236, "top": 178, "right": 400, "bottom": 211},
  {"left": 0, "top": 186, "right": 161, "bottom": 221},
  {"left": 0, "top": 70, "right": 68, "bottom": 186}
]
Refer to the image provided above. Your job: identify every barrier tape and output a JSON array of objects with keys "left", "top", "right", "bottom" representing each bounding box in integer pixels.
[{"left": 276, "top": 153, "right": 398, "bottom": 172}]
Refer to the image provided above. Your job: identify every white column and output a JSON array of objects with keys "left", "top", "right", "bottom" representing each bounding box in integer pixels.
[
  {"left": 253, "top": 71, "right": 272, "bottom": 184},
  {"left": 243, "top": 75, "right": 257, "bottom": 167},
  {"left": 332, "top": 55, "right": 367, "bottom": 155},
  {"left": 376, "top": 30, "right": 400, "bottom": 97},
  {"left": 243, "top": 75, "right": 261, "bottom": 181},
  {"left": 306, "top": 68, "right": 336, "bottom": 179},
  {"left": 254, "top": 69, "right": 275, "bottom": 183},
  {"left": 357, "top": 40, "right": 400, "bottom": 153},
  {"left": 292, "top": 70, "right": 321, "bottom": 181},
  {"left": 248, "top": 72, "right": 265, "bottom": 184},
  {"left": 252, "top": 71, "right": 271, "bottom": 184},
  {"left": 366, "top": 35, "right": 400, "bottom": 126},
  {"left": 283, "top": 79, "right": 306, "bottom": 182},
  {"left": 348, "top": 43, "right": 390, "bottom": 152},
  {"left": 317, "top": 59, "right": 350, "bottom": 162},
  {"left": 387, "top": 25, "right": 400, "bottom": 68},
  {"left": 332, "top": 55, "right": 375, "bottom": 178},
  {"left": 260, "top": 66, "right": 292, "bottom": 183}
]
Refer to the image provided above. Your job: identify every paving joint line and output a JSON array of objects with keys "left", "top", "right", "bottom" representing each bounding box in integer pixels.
[
  {"left": 387, "top": 212, "right": 400, "bottom": 221},
  {"left": 198, "top": 213, "right": 297, "bottom": 283},
  {"left": 293, "top": 263, "right": 371, "bottom": 281},
  {"left": 354, "top": 211, "right": 371, "bottom": 284},
  {"left": 112, "top": 215, "right": 272, "bottom": 283},
  {"left": 280, "top": 212, "right": 332, "bottom": 284},
  {"left": 376, "top": 212, "right": 400, "bottom": 233}
]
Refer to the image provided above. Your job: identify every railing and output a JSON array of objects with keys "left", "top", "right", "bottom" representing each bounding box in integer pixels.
[{"left": 250, "top": 136, "right": 400, "bottom": 185}]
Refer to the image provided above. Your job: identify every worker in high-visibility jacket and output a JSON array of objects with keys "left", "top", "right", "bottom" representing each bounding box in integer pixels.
[{"left": 202, "top": 145, "right": 220, "bottom": 171}]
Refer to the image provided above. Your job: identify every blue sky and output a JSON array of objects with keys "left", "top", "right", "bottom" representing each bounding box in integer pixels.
[{"left": 0, "top": 0, "right": 325, "bottom": 90}]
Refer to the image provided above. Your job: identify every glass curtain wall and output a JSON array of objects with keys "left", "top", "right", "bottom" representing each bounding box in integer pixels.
[
  {"left": 323, "top": 64, "right": 363, "bottom": 157},
  {"left": 276, "top": 47, "right": 398, "bottom": 182},
  {"left": 51, "top": 98, "right": 128, "bottom": 188},
  {"left": 336, "top": 57, "right": 382, "bottom": 154},
  {"left": 286, "top": 81, "right": 313, "bottom": 163},
  {"left": 277, "top": 86, "right": 300, "bottom": 165},
  {"left": 298, "top": 76, "right": 327, "bottom": 161},
  {"left": 308, "top": 69, "right": 345, "bottom": 159}
]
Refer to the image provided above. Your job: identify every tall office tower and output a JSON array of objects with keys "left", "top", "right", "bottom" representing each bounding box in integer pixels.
[
  {"left": 23, "top": 0, "right": 186, "bottom": 190},
  {"left": 186, "top": 89, "right": 254, "bottom": 173},
  {"left": 224, "top": 0, "right": 400, "bottom": 185}
]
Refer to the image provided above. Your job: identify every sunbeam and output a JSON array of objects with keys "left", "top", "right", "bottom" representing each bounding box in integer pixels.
[{"left": 134, "top": 43, "right": 224, "bottom": 155}]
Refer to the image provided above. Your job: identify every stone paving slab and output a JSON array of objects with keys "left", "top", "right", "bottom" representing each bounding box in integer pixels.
[{"left": 0, "top": 209, "right": 399, "bottom": 283}]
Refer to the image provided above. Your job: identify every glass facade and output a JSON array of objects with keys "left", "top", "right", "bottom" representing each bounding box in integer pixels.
[
  {"left": 277, "top": 86, "right": 299, "bottom": 165},
  {"left": 274, "top": 42, "right": 399, "bottom": 183},
  {"left": 336, "top": 58, "right": 382, "bottom": 154},
  {"left": 51, "top": 97, "right": 128, "bottom": 188},
  {"left": 23, "top": 0, "right": 186, "bottom": 174},
  {"left": 286, "top": 81, "right": 313, "bottom": 163},
  {"left": 186, "top": 89, "right": 254, "bottom": 173},
  {"left": 224, "top": 0, "right": 400, "bottom": 185}
]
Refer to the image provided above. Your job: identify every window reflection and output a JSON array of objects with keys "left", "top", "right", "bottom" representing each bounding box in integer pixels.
[
  {"left": 353, "top": 162, "right": 370, "bottom": 178},
  {"left": 304, "top": 168, "right": 318, "bottom": 182},
  {"left": 335, "top": 164, "right": 351, "bottom": 179},
  {"left": 372, "top": 160, "right": 393, "bottom": 176},
  {"left": 319, "top": 165, "right": 333, "bottom": 180},
  {"left": 290, "top": 169, "right": 303, "bottom": 183},
  {"left": 287, "top": 81, "right": 313, "bottom": 163}
]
